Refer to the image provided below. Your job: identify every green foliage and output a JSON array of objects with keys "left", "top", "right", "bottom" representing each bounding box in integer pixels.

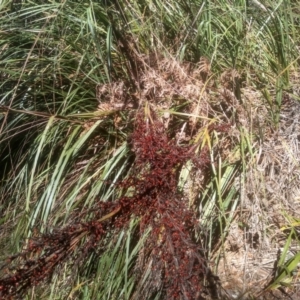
[{"left": 0, "top": 0, "right": 299, "bottom": 299}]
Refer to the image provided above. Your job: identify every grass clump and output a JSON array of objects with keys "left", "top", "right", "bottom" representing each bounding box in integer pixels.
[{"left": 1, "top": 0, "right": 300, "bottom": 299}]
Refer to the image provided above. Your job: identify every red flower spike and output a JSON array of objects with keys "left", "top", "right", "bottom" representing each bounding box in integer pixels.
[{"left": 0, "top": 112, "right": 212, "bottom": 299}]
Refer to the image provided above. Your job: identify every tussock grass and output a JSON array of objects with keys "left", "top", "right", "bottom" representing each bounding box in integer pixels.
[{"left": 0, "top": 0, "right": 300, "bottom": 299}]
